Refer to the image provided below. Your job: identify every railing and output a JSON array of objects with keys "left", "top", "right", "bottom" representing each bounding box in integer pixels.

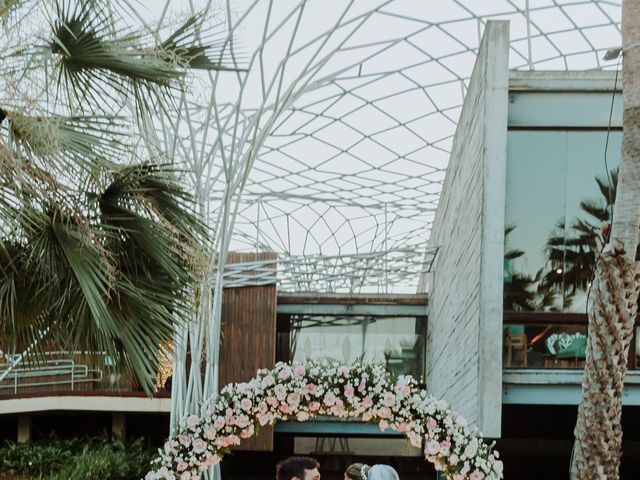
[
  {"left": 503, "top": 312, "right": 640, "bottom": 370},
  {"left": 0, "top": 351, "right": 150, "bottom": 398}
]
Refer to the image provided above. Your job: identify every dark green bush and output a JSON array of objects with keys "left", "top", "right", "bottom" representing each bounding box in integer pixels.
[{"left": 0, "top": 436, "right": 155, "bottom": 480}]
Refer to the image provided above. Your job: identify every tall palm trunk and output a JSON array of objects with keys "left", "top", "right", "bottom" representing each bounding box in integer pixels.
[{"left": 572, "top": 1, "right": 640, "bottom": 478}]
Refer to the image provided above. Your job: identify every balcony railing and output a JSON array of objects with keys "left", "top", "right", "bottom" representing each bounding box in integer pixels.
[{"left": 503, "top": 312, "right": 640, "bottom": 371}]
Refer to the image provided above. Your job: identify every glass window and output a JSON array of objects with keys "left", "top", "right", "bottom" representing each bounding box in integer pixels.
[
  {"left": 505, "top": 130, "right": 622, "bottom": 313},
  {"left": 277, "top": 315, "right": 426, "bottom": 379}
]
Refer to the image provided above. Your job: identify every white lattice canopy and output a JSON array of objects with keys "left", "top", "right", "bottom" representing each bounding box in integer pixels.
[{"left": 152, "top": 0, "right": 622, "bottom": 294}]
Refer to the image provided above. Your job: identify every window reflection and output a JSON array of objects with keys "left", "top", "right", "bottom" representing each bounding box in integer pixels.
[
  {"left": 277, "top": 315, "right": 426, "bottom": 379},
  {"left": 505, "top": 130, "right": 622, "bottom": 313}
]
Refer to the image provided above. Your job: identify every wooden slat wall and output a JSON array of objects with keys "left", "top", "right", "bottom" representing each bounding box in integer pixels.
[{"left": 219, "top": 252, "right": 277, "bottom": 451}]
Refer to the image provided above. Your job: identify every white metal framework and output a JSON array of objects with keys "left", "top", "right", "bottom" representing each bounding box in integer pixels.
[{"left": 156, "top": 3, "right": 623, "bottom": 467}]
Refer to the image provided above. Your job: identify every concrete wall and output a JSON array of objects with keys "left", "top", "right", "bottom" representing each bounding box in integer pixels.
[{"left": 423, "top": 21, "right": 508, "bottom": 438}]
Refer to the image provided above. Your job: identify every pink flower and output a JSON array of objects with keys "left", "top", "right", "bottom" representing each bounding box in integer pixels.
[
  {"left": 323, "top": 392, "right": 336, "bottom": 406},
  {"left": 238, "top": 383, "right": 252, "bottom": 395},
  {"left": 362, "top": 412, "right": 373, "bottom": 422},
  {"left": 279, "top": 404, "right": 293, "bottom": 415},
  {"left": 449, "top": 454, "right": 459, "bottom": 466},
  {"left": 214, "top": 417, "right": 225, "bottom": 430},
  {"left": 204, "top": 427, "right": 216, "bottom": 440},
  {"left": 382, "top": 392, "right": 396, "bottom": 407},
  {"left": 186, "top": 415, "right": 199, "bottom": 428},
  {"left": 426, "top": 417, "right": 437, "bottom": 431},
  {"left": 177, "top": 462, "right": 189, "bottom": 472},
  {"left": 396, "top": 422, "right": 411, "bottom": 432},
  {"left": 469, "top": 472, "right": 484, "bottom": 480},
  {"left": 235, "top": 416, "right": 250, "bottom": 428},
  {"left": 257, "top": 413, "right": 271, "bottom": 426},
  {"left": 204, "top": 455, "right": 221, "bottom": 467},
  {"left": 394, "top": 384, "right": 410, "bottom": 395},
  {"left": 178, "top": 434, "right": 191, "bottom": 446},
  {"left": 358, "top": 380, "right": 366, "bottom": 392},
  {"left": 425, "top": 440, "right": 440, "bottom": 455},
  {"left": 344, "top": 385, "right": 355, "bottom": 398},
  {"left": 278, "top": 368, "right": 291, "bottom": 380},
  {"left": 305, "top": 383, "right": 317, "bottom": 395},
  {"left": 241, "top": 398, "right": 252, "bottom": 412},
  {"left": 240, "top": 426, "right": 255, "bottom": 439},
  {"left": 226, "top": 434, "right": 241, "bottom": 446},
  {"left": 362, "top": 397, "right": 373, "bottom": 408},
  {"left": 257, "top": 401, "right": 268, "bottom": 414},
  {"left": 274, "top": 385, "right": 287, "bottom": 398},
  {"left": 379, "top": 420, "right": 389, "bottom": 431},
  {"left": 266, "top": 396, "right": 278, "bottom": 406},
  {"left": 297, "top": 411, "right": 310, "bottom": 422},
  {"left": 294, "top": 365, "right": 306, "bottom": 378},
  {"left": 377, "top": 407, "right": 391, "bottom": 419},
  {"left": 493, "top": 450, "right": 500, "bottom": 459},
  {"left": 192, "top": 438, "right": 207, "bottom": 454},
  {"left": 308, "top": 401, "right": 321, "bottom": 412},
  {"left": 440, "top": 439, "right": 451, "bottom": 450},
  {"left": 287, "top": 392, "right": 301, "bottom": 407},
  {"left": 181, "top": 472, "right": 191, "bottom": 480},
  {"left": 337, "top": 366, "right": 351, "bottom": 376},
  {"left": 262, "top": 375, "right": 274, "bottom": 387}
]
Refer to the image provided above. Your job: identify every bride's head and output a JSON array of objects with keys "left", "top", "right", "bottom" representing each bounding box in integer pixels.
[{"left": 344, "top": 464, "right": 399, "bottom": 480}]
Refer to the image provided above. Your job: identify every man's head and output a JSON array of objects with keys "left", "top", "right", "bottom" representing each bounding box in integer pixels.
[{"left": 276, "top": 456, "right": 320, "bottom": 480}]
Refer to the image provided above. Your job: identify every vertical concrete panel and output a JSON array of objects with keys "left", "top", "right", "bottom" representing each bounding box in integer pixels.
[{"left": 423, "top": 21, "right": 508, "bottom": 438}]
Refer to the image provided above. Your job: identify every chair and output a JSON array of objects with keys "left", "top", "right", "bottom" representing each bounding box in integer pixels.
[{"left": 506, "top": 331, "right": 528, "bottom": 367}]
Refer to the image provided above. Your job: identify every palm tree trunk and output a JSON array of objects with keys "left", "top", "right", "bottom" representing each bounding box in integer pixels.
[{"left": 572, "top": 1, "right": 640, "bottom": 478}]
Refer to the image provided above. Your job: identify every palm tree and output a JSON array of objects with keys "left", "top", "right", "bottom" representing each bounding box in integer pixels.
[
  {"left": 572, "top": 1, "right": 640, "bottom": 477},
  {"left": 0, "top": 0, "right": 240, "bottom": 394}
]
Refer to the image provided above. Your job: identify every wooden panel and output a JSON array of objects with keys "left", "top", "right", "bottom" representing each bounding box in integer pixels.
[{"left": 219, "top": 252, "right": 277, "bottom": 451}]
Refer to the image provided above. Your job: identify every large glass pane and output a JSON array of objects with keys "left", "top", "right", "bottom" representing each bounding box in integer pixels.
[
  {"left": 505, "top": 130, "right": 622, "bottom": 313},
  {"left": 277, "top": 315, "right": 426, "bottom": 379}
]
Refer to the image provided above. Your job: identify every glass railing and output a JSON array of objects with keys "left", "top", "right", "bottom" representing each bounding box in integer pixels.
[{"left": 503, "top": 312, "right": 640, "bottom": 370}]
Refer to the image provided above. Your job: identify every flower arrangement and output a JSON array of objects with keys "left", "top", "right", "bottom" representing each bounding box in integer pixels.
[{"left": 146, "top": 359, "right": 503, "bottom": 480}]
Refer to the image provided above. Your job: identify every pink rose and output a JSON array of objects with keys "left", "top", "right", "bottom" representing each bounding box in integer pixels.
[
  {"left": 394, "top": 384, "right": 410, "bottom": 395},
  {"left": 382, "top": 392, "right": 396, "bottom": 407},
  {"left": 294, "top": 365, "right": 305, "bottom": 378},
  {"left": 469, "top": 472, "right": 484, "bottom": 480},
  {"left": 177, "top": 462, "right": 189, "bottom": 472},
  {"left": 204, "top": 455, "right": 221, "bottom": 467},
  {"left": 226, "top": 434, "right": 241, "bottom": 446},
  {"left": 362, "top": 397, "right": 373, "bottom": 408},
  {"left": 287, "top": 392, "right": 301, "bottom": 407},
  {"left": 337, "top": 366, "right": 351, "bottom": 376},
  {"left": 279, "top": 404, "right": 293, "bottom": 414},
  {"left": 257, "top": 401, "right": 268, "bottom": 414},
  {"left": 178, "top": 434, "right": 191, "bottom": 446},
  {"left": 274, "top": 384, "right": 287, "bottom": 398},
  {"left": 323, "top": 392, "right": 336, "bottom": 406},
  {"left": 308, "top": 401, "right": 321, "bottom": 412},
  {"left": 377, "top": 407, "right": 391, "bottom": 419},
  {"left": 186, "top": 415, "right": 199, "bottom": 428},
  {"left": 362, "top": 412, "right": 373, "bottom": 421},
  {"left": 241, "top": 398, "right": 252, "bottom": 412},
  {"left": 379, "top": 420, "right": 389, "bottom": 431},
  {"left": 236, "top": 416, "right": 250, "bottom": 428},
  {"left": 262, "top": 375, "right": 275, "bottom": 387},
  {"left": 493, "top": 450, "right": 500, "bottom": 459},
  {"left": 426, "top": 417, "right": 437, "bottom": 431},
  {"left": 440, "top": 439, "right": 451, "bottom": 450},
  {"left": 358, "top": 380, "right": 366, "bottom": 392},
  {"left": 257, "top": 413, "right": 270, "bottom": 426},
  {"left": 297, "top": 411, "right": 310, "bottom": 422},
  {"left": 266, "top": 396, "right": 278, "bottom": 406},
  {"left": 344, "top": 385, "right": 355, "bottom": 398},
  {"left": 240, "top": 426, "right": 255, "bottom": 439},
  {"left": 192, "top": 438, "right": 207, "bottom": 454},
  {"left": 278, "top": 368, "right": 291, "bottom": 380},
  {"left": 305, "top": 383, "right": 317, "bottom": 395},
  {"left": 204, "top": 427, "right": 216, "bottom": 440},
  {"left": 214, "top": 417, "right": 225, "bottom": 430},
  {"left": 425, "top": 440, "right": 440, "bottom": 455},
  {"left": 396, "top": 422, "right": 411, "bottom": 432}
]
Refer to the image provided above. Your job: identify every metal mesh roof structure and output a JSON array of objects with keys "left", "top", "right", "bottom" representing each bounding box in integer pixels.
[{"left": 165, "top": 0, "right": 622, "bottom": 294}]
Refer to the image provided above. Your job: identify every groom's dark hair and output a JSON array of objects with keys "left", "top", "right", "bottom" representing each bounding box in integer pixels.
[{"left": 276, "top": 456, "right": 319, "bottom": 480}]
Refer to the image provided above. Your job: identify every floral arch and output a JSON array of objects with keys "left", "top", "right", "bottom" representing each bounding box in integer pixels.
[{"left": 147, "top": 360, "right": 503, "bottom": 480}]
